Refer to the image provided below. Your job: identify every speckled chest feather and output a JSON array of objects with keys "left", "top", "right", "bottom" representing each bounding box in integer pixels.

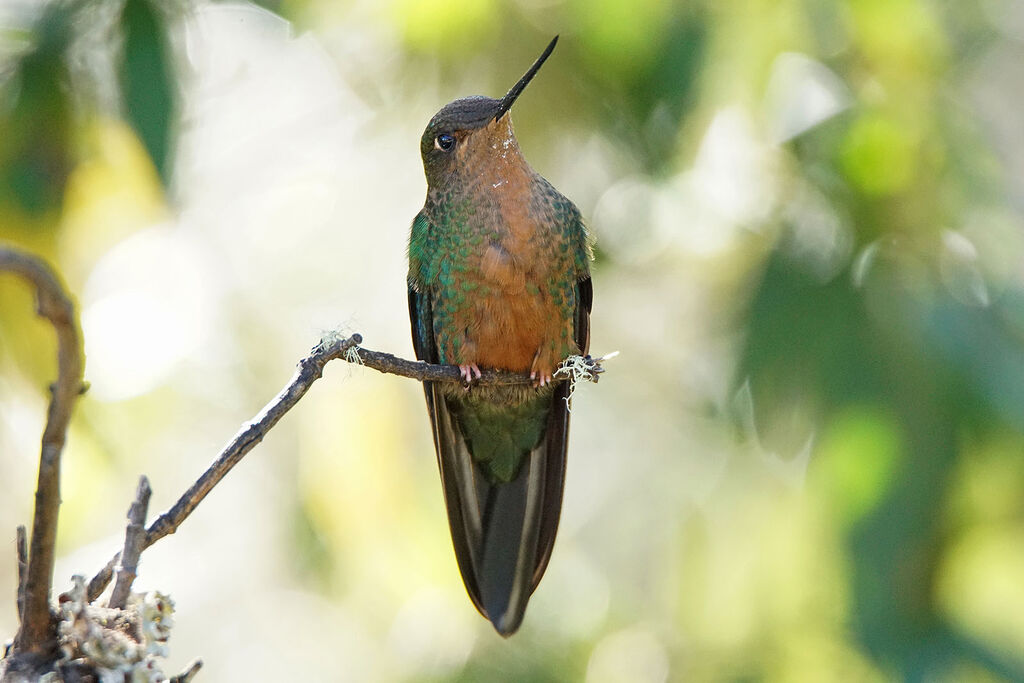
[{"left": 408, "top": 117, "right": 588, "bottom": 380}]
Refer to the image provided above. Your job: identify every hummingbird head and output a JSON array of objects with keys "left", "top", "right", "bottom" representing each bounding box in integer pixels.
[{"left": 420, "top": 36, "right": 558, "bottom": 188}]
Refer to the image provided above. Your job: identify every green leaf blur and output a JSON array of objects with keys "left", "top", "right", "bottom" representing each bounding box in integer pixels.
[{"left": 118, "top": 0, "right": 175, "bottom": 186}]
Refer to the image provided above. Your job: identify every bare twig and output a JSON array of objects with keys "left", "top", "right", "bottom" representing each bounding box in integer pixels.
[
  {"left": 16, "top": 526, "right": 28, "bottom": 622},
  {"left": 352, "top": 345, "right": 527, "bottom": 385},
  {"left": 86, "top": 552, "right": 120, "bottom": 604},
  {"left": 347, "top": 342, "right": 608, "bottom": 387},
  {"left": 109, "top": 476, "right": 152, "bottom": 609},
  {"left": 87, "top": 334, "right": 362, "bottom": 596},
  {"left": 1, "top": 246, "right": 85, "bottom": 656},
  {"left": 170, "top": 658, "right": 203, "bottom": 682},
  {"left": 142, "top": 334, "right": 360, "bottom": 547},
  {"left": 85, "top": 333, "right": 609, "bottom": 598}
]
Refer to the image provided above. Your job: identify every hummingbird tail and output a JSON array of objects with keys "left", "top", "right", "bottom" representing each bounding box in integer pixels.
[
  {"left": 478, "top": 442, "right": 546, "bottom": 636},
  {"left": 407, "top": 279, "right": 589, "bottom": 636},
  {"left": 424, "top": 382, "right": 570, "bottom": 636}
]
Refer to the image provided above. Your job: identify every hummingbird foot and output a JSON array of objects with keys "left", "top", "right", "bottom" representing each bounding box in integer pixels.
[
  {"left": 530, "top": 345, "right": 560, "bottom": 388},
  {"left": 459, "top": 363, "right": 483, "bottom": 385},
  {"left": 529, "top": 369, "right": 553, "bottom": 388}
]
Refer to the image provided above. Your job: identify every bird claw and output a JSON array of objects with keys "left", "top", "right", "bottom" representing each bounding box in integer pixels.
[
  {"left": 530, "top": 369, "right": 553, "bottom": 388},
  {"left": 459, "top": 364, "right": 482, "bottom": 386}
]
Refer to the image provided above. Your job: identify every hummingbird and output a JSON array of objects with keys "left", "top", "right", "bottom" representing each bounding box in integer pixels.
[{"left": 407, "top": 36, "right": 592, "bottom": 636}]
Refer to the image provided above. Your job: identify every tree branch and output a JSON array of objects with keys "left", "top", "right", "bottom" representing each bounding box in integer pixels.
[
  {"left": 1, "top": 246, "right": 85, "bottom": 656},
  {"left": 86, "top": 333, "right": 362, "bottom": 596},
  {"left": 142, "top": 334, "right": 362, "bottom": 547},
  {"left": 352, "top": 345, "right": 527, "bottom": 385},
  {"left": 86, "top": 552, "right": 120, "bottom": 604},
  {"left": 109, "top": 476, "right": 152, "bottom": 609},
  {"left": 86, "top": 333, "right": 609, "bottom": 598},
  {"left": 349, "top": 341, "right": 608, "bottom": 386},
  {"left": 170, "top": 658, "right": 203, "bottom": 682}
]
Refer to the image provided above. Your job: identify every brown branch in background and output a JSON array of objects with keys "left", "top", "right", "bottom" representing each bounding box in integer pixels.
[
  {"left": 16, "top": 526, "right": 28, "bottom": 622},
  {"left": 108, "top": 476, "right": 152, "bottom": 609},
  {"left": 0, "top": 246, "right": 85, "bottom": 656},
  {"left": 86, "top": 552, "right": 120, "bottom": 604}
]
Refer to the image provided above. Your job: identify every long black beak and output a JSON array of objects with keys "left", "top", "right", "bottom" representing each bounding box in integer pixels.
[{"left": 493, "top": 36, "right": 558, "bottom": 122}]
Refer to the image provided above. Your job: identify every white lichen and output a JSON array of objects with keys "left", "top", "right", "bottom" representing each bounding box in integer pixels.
[
  {"left": 345, "top": 345, "right": 363, "bottom": 365},
  {"left": 51, "top": 576, "right": 175, "bottom": 682},
  {"left": 135, "top": 591, "right": 174, "bottom": 658},
  {"left": 554, "top": 351, "right": 618, "bottom": 411},
  {"left": 319, "top": 327, "right": 353, "bottom": 348}
]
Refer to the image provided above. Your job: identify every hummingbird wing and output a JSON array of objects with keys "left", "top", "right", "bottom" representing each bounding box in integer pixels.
[
  {"left": 407, "top": 272, "right": 592, "bottom": 636},
  {"left": 530, "top": 273, "right": 591, "bottom": 586},
  {"left": 408, "top": 283, "right": 485, "bottom": 614}
]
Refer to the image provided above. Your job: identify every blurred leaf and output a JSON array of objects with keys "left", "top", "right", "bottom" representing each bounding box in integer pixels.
[
  {"left": 925, "top": 292, "right": 1024, "bottom": 431},
  {"left": 0, "top": 2, "right": 76, "bottom": 218},
  {"left": 577, "top": 3, "right": 708, "bottom": 174},
  {"left": 570, "top": 0, "right": 674, "bottom": 80},
  {"left": 118, "top": 0, "right": 175, "bottom": 185},
  {"left": 391, "top": 0, "right": 499, "bottom": 54},
  {"left": 840, "top": 111, "right": 918, "bottom": 196},
  {"left": 816, "top": 405, "right": 902, "bottom": 523},
  {"left": 738, "top": 251, "right": 882, "bottom": 426},
  {"left": 849, "top": 0, "right": 947, "bottom": 77}
]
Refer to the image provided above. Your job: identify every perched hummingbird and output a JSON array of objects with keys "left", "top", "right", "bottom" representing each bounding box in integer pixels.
[{"left": 407, "top": 36, "right": 592, "bottom": 636}]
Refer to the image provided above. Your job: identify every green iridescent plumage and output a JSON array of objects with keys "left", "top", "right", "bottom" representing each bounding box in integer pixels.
[
  {"left": 407, "top": 36, "right": 592, "bottom": 636},
  {"left": 409, "top": 179, "right": 589, "bottom": 385}
]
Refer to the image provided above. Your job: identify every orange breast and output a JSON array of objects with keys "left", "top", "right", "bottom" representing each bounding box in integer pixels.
[
  {"left": 448, "top": 118, "right": 568, "bottom": 372},
  {"left": 472, "top": 290, "right": 552, "bottom": 372},
  {"left": 458, "top": 217, "right": 563, "bottom": 372}
]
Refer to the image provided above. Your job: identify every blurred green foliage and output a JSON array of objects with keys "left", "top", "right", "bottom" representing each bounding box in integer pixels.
[
  {"left": 118, "top": 0, "right": 174, "bottom": 185},
  {"left": 0, "top": 2, "right": 75, "bottom": 220},
  {"left": 2, "top": 0, "right": 1024, "bottom": 681}
]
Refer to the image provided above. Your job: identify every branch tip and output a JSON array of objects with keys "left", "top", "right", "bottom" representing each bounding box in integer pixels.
[
  {"left": 170, "top": 658, "right": 203, "bottom": 682},
  {"left": 109, "top": 475, "right": 153, "bottom": 609}
]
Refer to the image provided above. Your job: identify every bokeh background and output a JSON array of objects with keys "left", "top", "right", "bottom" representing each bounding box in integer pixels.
[{"left": 2, "top": 0, "right": 1024, "bottom": 680}]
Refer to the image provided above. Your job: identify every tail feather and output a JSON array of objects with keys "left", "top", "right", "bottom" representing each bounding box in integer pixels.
[
  {"left": 409, "top": 274, "right": 590, "bottom": 636},
  {"left": 425, "top": 382, "right": 570, "bottom": 636},
  {"left": 479, "top": 444, "right": 547, "bottom": 635}
]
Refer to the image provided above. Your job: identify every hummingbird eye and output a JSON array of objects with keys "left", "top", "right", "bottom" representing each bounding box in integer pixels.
[{"left": 435, "top": 133, "right": 456, "bottom": 152}]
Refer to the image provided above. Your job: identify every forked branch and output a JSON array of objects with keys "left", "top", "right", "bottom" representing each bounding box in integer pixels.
[
  {"left": 2, "top": 244, "right": 609, "bottom": 675},
  {"left": 1, "top": 246, "right": 85, "bottom": 656}
]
